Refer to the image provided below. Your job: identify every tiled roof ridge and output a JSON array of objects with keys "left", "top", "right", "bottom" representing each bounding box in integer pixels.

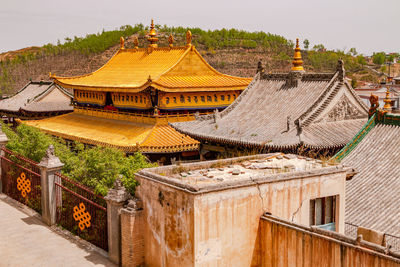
[
  {"left": 151, "top": 46, "right": 252, "bottom": 90},
  {"left": 333, "top": 113, "right": 377, "bottom": 161},
  {"left": 296, "top": 74, "right": 368, "bottom": 128},
  {"left": 299, "top": 75, "right": 342, "bottom": 127},
  {"left": 260, "top": 72, "right": 335, "bottom": 81},
  {"left": 31, "top": 83, "right": 72, "bottom": 103},
  {"left": 122, "top": 46, "right": 187, "bottom": 52},
  {"left": 334, "top": 111, "right": 400, "bottom": 162}
]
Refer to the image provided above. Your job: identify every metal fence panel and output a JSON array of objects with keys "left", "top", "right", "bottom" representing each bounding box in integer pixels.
[
  {"left": 55, "top": 173, "right": 108, "bottom": 251},
  {"left": 0, "top": 148, "right": 42, "bottom": 213}
]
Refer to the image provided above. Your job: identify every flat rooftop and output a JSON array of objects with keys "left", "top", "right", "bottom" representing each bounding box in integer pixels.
[{"left": 137, "top": 153, "right": 351, "bottom": 193}]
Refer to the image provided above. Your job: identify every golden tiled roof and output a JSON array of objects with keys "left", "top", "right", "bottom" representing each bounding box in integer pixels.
[
  {"left": 52, "top": 45, "right": 251, "bottom": 92},
  {"left": 23, "top": 112, "right": 199, "bottom": 153}
]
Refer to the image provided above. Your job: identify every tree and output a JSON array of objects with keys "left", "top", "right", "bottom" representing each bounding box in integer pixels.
[
  {"left": 349, "top": 47, "right": 357, "bottom": 56},
  {"left": 372, "top": 52, "right": 386, "bottom": 65},
  {"left": 357, "top": 55, "right": 366, "bottom": 65},
  {"left": 2, "top": 124, "right": 156, "bottom": 195},
  {"left": 312, "top": 44, "right": 325, "bottom": 51},
  {"left": 303, "top": 39, "right": 310, "bottom": 50},
  {"left": 387, "top": 54, "right": 396, "bottom": 63}
]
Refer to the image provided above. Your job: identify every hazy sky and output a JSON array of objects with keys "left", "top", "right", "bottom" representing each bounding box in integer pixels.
[{"left": 1, "top": 0, "right": 399, "bottom": 55}]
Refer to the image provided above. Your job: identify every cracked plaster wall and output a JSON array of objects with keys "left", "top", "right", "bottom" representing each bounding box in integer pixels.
[{"left": 135, "top": 171, "right": 346, "bottom": 267}]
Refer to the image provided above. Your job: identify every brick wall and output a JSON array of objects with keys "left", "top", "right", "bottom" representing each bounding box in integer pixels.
[{"left": 121, "top": 206, "right": 144, "bottom": 267}]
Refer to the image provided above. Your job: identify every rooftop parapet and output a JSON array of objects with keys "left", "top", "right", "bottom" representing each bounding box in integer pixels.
[{"left": 137, "top": 153, "right": 355, "bottom": 193}]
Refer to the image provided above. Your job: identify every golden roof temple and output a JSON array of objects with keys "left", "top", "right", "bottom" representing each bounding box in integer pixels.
[{"left": 23, "top": 20, "right": 252, "bottom": 159}]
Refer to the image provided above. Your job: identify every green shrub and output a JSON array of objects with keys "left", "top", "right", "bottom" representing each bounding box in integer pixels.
[{"left": 2, "top": 123, "right": 155, "bottom": 195}]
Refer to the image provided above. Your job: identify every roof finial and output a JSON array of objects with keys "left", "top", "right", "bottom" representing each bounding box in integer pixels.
[
  {"left": 133, "top": 36, "right": 139, "bottom": 49},
  {"left": 168, "top": 34, "right": 174, "bottom": 48},
  {"left": 383, "top": 87, "right": 392, "bottom": 112},
  {"left": 186, "top": 30, "right": 192, "bottom": 47},
  {"left": 291, "top": 38, "right": 304, "bottom": 72},
  {"left": 120, "top": 37, "right": 125, "bottom": 50},
  {"left": 147, "top": 19, "right": 158, "bottom": 48}
]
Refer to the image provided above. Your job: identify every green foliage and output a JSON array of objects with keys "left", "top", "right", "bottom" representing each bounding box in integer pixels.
[
  {"left": 306, "top": 50, "right": 360, "bottom": 72},
  {"left": 387, "top": 53, "right": 398, "bottom": 63},
  {"left": 348, "top": 47, "right": 357, "bottom": 56},
  {"left": 372, "top": 52, "right": 386, "bottom": 65},
  {"left": 161, "top": 26, "right": 291, "bottom": 52},
  {"left": 43, "top": 24, "right": 145, "bottom": 56},
  {"left": 3, "top": 124, "right": 155, "bottom": 195},
  {"left": 303, "top": 39, "right": 310, "bottom": 50},
  {"left": 357, "top": 55, "right": 366, "bottom": 65},
  {"left": 312, "top": 44, "right": 325, "bottom": 51}
]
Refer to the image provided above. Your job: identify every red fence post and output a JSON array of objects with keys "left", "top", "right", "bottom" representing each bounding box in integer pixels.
[
  {"left": 104, "top": 178, "right": 131, "bottom": 265},
  {"left": 38, "top": 145, "right": 64, "bottom": 226},
  {"left": 0, "top": 125, "right": 9, "bottom": 193}
]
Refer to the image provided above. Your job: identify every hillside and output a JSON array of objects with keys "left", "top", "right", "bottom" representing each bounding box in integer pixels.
[{"left": 0, "top": 24, "right": 383, "bottom": 94}]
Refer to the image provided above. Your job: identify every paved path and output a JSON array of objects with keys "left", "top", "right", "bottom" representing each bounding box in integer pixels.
[{"left": 0, "top": 194, "right": 115, "bottom": 267}]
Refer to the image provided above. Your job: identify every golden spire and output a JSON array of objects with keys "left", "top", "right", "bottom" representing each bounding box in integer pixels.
[
  {"left": 133, "top": 36, "right": 139, "bottom": 49},
  {"left": 291, "top": 38, "right": 304, "bottom": 71},
  {"left": 120, "top": 37, "right": 125, "bottom": 50},
  {"left": 383, "top": 87, "right": 392, "bottom": 111},
  {"left": 186, "top": 30, "right": 192, "bottom": 47},
  {"left": 168, "top": 34, "right": 174, "bottom": 48},
  {"left": 147, "top": 19, "right": 158, "bottom": 48}
]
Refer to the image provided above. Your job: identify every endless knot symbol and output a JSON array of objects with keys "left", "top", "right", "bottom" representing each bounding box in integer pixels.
[
  {"left": 17, "top": 172, "right": 31, "bottom": 198},
  {"left": 73, "top": 203, "right": 91, "bottom": 231}
]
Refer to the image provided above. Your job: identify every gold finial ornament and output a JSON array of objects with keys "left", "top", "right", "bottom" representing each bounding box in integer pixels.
[
  {"left": 168, "top": 34, "right": 174, "bottom": 48},
  {"left": 291, "top": 38, "right": 304, "bottom": 71},
  {"left": 133, "top": 36, "right": 139, "bottom": 49},
  {"left": 120, "top": 37, "right": 125, "bottom": 50},
  {"left": 147, "top": 19, "right": 158, "bottom": 48},
  {"left": 186, "top": 30, "right": 192, "bottom": 47},
  {"left": 383, "top": 87, "right": 392, "bottom": 111}
]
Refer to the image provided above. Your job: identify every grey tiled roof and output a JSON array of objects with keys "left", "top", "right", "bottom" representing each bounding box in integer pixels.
[
  {"left": 0, "top": 81, "right": 72, "bottom": 113},
  {"left": 21, "top": 101, "right": 73, "bottom": 112},
  {"left": 172, "top": 65, "right": 368, "bottom": 149},
  {"left": 343, "top": 122, "right": 400, "bottom": 236}
]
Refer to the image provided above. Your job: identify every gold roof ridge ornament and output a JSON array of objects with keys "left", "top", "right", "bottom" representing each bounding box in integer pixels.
[
  {"left": 120, "top": 37, "right": 125, "bottom": 50},
  {"left": 147, "top": 19, "right": 158, "bottom": 48},
  {"left": 291, "top": 38, "right": 304, "bottom": 72},
  {"left": 168, "top": 34, "right": 174, "bottom": 48},
  {"left": 186, "top": 30, "right": 192, "bottom": 47},
  {"left": 383, "top": 87, "right": 392, "bottom": 112}
]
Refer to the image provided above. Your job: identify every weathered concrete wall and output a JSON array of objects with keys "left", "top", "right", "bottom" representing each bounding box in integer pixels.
[
  {"left": 135, "top": 177, "right": 195, "bottom": 267},
  {"left": 132, "top": 169, "right": 346, "bottom": 267},
  {"left": 257, "top": 215, "right": 400, "bottom": 267},
  {"left": 193, "top": 172, "right": 346, "bottom": 267}
]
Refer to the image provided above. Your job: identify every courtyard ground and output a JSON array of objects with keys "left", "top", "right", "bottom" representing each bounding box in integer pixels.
[{"left": 0, "top": 193, "right": 115, "bottom": 267}]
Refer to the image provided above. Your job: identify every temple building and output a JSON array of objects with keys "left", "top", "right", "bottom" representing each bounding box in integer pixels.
[
  {"left": 333, "top": 99, "right": 400, "bottom": 239},
  {"left": 172, "top": 39, "right": 369, "bottom": 158},
  {"left": 0, "top": 80, "right": 73, "bottom": 122},
  {"left": 23, "top": 20, "right": 251, "bottom": 161}
]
